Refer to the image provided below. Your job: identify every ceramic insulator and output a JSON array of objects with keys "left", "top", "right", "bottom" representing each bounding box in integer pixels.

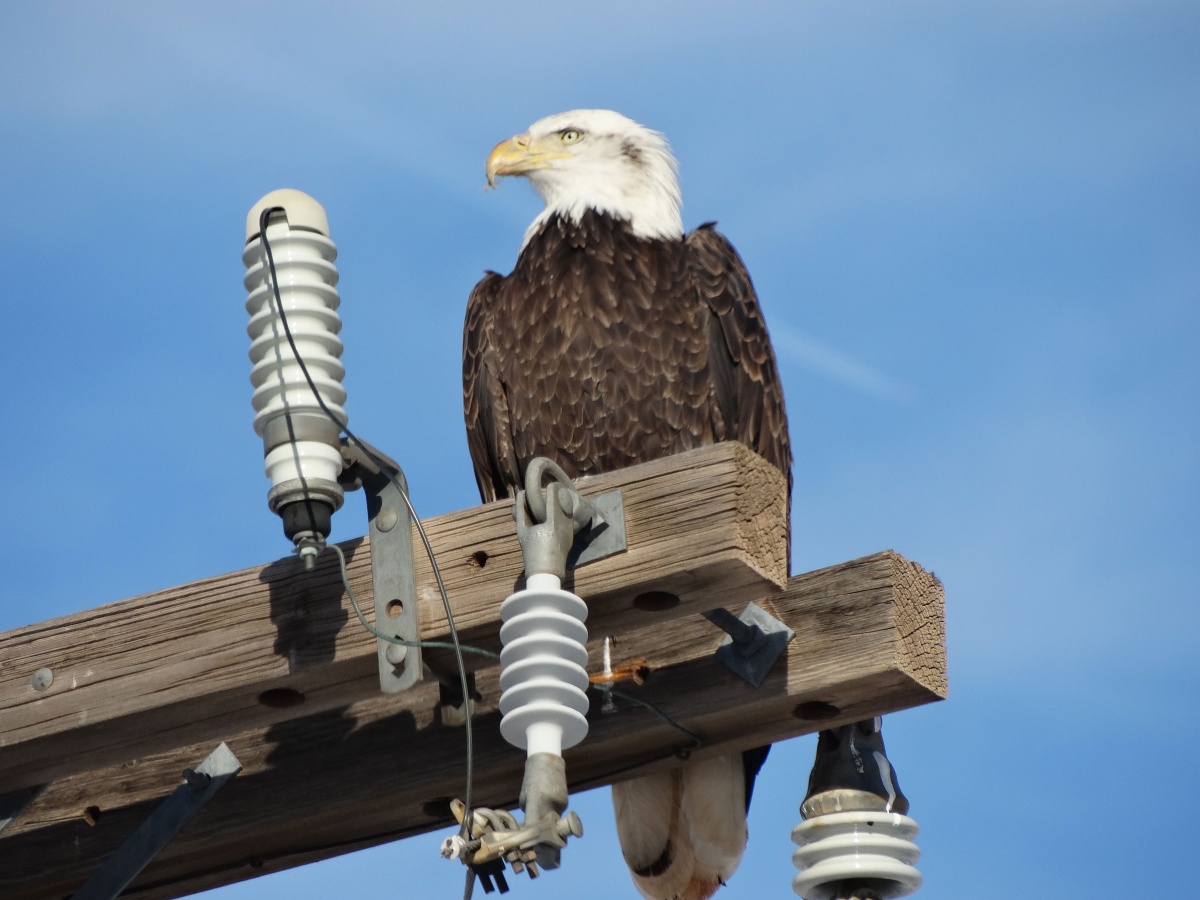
[
  {"left": 791, "top": 810, "right": 922, "bottom": 900},
  {"left": 498, "top": 572, "right": 590, "bottom": 757},
  {"left": 243, "top": 190, "right": 347, "bottom": 494}
]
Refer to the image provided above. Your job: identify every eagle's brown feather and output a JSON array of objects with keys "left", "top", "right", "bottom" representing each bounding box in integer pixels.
[{"left": 463, "top": 211, "right": 791, "bottom": 506}]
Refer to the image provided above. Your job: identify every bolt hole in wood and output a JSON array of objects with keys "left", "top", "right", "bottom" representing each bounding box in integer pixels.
[
  {"left": 258, "top": 688, "right": 306, "bottom": 709},
  {"left": 421, "top": 797, "right": 454, "bottom": 819},
  {"left": 793, "top": 700, "right": 840, "bottom": 721},
  {"left": 386, "top": 599, "right": 405, "bottom": 618},
  {"left": 82, "top": 805, "right": 101, "bottom": 826},
  {"left": 470, "top": 550, "right": 489, "bottom": 568},
  {"left": 632, "top": 590, "right": 680, "bottom": 612}
]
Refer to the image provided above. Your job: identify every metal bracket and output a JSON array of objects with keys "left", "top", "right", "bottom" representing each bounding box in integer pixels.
[
  {"left": 0, "top": 784, "right": 42, "bottom": 837},
  {"left": 704, "top": 602, "right": 794, "bottom": 687},
  {"left": 71, "top": 743, "right": 241, "bottom": 900},
  {"left": 340, "top": 437, "right": 422, "bottom": 695},
  {"left": 566, "top": 489, "right": 625, "bottom": 569}
]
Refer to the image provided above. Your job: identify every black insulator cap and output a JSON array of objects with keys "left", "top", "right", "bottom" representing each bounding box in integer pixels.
[
  {"left": 804, "top": 719, "right": 910, "bottom": 815},
  {"left": 279, "top": 498, "right": 334, "bottom": 542}
]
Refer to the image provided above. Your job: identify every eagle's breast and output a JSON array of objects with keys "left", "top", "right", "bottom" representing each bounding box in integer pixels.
[{"left": 491, "top": 210, "right": 721, "bottom": 479}]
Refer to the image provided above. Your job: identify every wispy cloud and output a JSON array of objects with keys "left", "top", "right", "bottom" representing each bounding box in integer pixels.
[{"left": 770, "top": 321, "right": 916, "bottom": 404}]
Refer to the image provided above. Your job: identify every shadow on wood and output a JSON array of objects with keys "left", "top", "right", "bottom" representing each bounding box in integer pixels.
[{"left": 0, "top": 446, "right": 944, "bottom": 900}]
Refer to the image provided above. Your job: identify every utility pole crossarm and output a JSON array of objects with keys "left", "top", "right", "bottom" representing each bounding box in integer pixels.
[
  {"left": 0, "top": 442, "right": 787, "bottom": 795},
  {"left": 1, "top": 551, "right": 944, "bottom": 900},
  {"left": 0, "top": 442, "right": 947, "bottom": 900}
]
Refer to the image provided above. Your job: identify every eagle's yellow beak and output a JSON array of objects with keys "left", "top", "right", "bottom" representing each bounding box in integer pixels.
[{"left": 486, "top": 133, "right": 570, "bottom": 187}]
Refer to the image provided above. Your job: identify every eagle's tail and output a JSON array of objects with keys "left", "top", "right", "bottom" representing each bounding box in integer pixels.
[{"left": 613, "top": 751, "right": 760, "bottom": 900}]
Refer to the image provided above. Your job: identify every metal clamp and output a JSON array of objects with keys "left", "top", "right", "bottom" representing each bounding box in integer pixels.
[
  {"left": 513, "top": 458, "right": 626, "bottom": 578},
  {"left": 440, "top": 797, "right": 584, "bottom": 892}
]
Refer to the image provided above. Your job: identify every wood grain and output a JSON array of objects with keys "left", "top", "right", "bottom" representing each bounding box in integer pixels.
[
  {"left": 0, "top": 443, "right": 786, "bottom": 794},
  {"left": 0, "top": 551, "right": 945, "bottom": 900}
]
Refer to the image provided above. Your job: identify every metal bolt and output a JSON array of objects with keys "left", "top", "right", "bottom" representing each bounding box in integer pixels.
[
  {"left": 31, "top": 668, "right": 53, "bottom": 691},
  {"left": 385, "top": 642, "right": 408, "bottom": 665},
  {"left": 557, "top": 811, "right": 584, "bottom": 839},
  {"left": 704, "top": 607, "right": 767, "bottom": 651},
  {"left": 376, "top": 507, "right": 399, "bottom": 532}
]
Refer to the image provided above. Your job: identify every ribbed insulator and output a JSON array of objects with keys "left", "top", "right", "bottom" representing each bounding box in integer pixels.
[
  {"left": 243, "top": 213, "right": 346, "bottom": 491},
  {"left": 791, "top": 810, "right": 922, "bottom": 900},
  {"left": 498, "top": 572, "right": 590, "bottom": 756}
]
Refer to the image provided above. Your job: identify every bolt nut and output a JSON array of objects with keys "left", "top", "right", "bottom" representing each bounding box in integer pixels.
[
  {"left": 375, "top": 507, "right": 399, "bottom": 532},
  {"left": 440, "top": 834, "right": 466, "bottom": 860}
]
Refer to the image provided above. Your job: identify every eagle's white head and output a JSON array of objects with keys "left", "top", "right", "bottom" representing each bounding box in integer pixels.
[{"left": 486, "top": 109, "right": 684, "bottom": 247}]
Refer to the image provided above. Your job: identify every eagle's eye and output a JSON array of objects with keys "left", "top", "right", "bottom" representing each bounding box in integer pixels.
[{"left": 559, "top": 129, "right": 583, "bottom": 144}]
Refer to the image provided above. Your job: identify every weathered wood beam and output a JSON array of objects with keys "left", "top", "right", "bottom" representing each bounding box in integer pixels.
[
  {"left": 0, "top": 442, "right": 787, "bottom": 794},
  {"left": 0, "top": 551, "right": 944, "bottom": 900}
]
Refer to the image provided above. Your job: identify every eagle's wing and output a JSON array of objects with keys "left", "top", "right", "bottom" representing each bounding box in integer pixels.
[
  {"left": 686, "top": 223, "right": 792, "bottom": 492},
  {"left": 463, "top": 272, "right": 520, "bottom": 503}
]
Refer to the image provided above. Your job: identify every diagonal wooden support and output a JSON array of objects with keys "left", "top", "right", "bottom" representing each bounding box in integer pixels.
[{"left": 0, "top": 551, "right": 944, "bottom": 900}]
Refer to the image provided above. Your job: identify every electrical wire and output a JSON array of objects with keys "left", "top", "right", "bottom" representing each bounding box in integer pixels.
[
  {"left": 257, "top": 207, "right": 479, "bottom": 841},
  {"left": 326, "top": 541, "right": 498, "bottom": 659},
  {"left": 598, "top": 684, "right": 703, "bottom": 755}
]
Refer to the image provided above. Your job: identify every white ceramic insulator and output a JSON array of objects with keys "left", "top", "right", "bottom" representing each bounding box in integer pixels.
[
  {"left": 791, "top": 810, "right": 922, "bottom": 900},
  {"left": 262, "top": 440, "right": 344, "bottom": 489},
  {"left": 498, "top": 572, "right": 590, "bottom": 757},
  {"left": 243, "top": 192, "right": 347, "bottom": 491}
]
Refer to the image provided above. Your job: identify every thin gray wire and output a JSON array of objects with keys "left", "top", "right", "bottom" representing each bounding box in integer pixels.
[
  {"left": 257, "top": 208, "right": 479, "bottom": 840},
  {"left": 325, "top": 542, "right": 499, "bottom": 659},
  {"left": 600, "top": 685, "right": 702, "bottom": 751}
]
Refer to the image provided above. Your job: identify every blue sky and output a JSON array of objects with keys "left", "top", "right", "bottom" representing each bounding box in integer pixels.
[{"left": 1, "top": 2, "right": 1197, "bottom": 898}]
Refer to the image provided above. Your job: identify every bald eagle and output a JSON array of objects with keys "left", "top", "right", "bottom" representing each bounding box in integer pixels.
[
  {"left": 464, "top": 109, "right": 912, "bottom": 900},
  {"left": 463, "top": 109, "right": 787, "bottom": 900}
]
